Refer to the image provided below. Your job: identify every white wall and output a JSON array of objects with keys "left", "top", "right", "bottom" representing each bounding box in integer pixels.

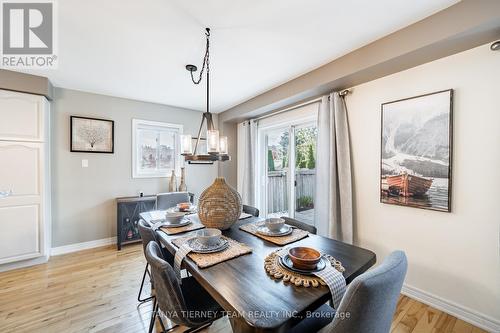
[
  {"left": 347, "top": 43, "right": 499, "bottom": 326},
  {"left": 51, "top": 88, "right": 218, "bottom": 247}
]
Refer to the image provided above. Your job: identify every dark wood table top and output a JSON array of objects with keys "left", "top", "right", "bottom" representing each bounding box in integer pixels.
[{"left": 153, "top": 216, "right": 376, "bottom": 333}]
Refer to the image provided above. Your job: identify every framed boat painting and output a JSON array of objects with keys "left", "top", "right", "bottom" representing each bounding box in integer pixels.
[{"left": 380, "top": 89, "right": 453, "bottom": 212}]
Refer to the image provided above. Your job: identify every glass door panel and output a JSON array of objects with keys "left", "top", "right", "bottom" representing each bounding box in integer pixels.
[
  {"left": 293, "top": 124, "right": 317, "bottom": 225},
  {"left": 258, "top": 116, "right": 317, "bottom": 226},
  {"left": 265, "top": 127, "right": 289, "bottom": 218}
]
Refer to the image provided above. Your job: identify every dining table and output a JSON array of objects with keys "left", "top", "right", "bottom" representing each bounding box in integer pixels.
[{"left": 149, "top": 214, "right": 376, "bottom": 333}]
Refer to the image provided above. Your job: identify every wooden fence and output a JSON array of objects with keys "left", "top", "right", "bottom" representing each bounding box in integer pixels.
[{"left": 267, "top": 169, "right": 315, "bottom": 214}]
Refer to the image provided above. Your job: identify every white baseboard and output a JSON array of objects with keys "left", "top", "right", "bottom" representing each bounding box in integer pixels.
[
  {"left": 402, "top": 284, "right": 499, "bottom": 332},
  {"left": 51, "top": 237, "right": 117, "bottom": 256},
  {"left": 0, "top": 256, "right": 49, "bottom": 273}
]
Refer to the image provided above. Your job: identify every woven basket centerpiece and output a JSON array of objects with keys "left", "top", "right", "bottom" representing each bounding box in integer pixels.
[{"left": 198, "top": 177, "right": 242, "bottom": 230}]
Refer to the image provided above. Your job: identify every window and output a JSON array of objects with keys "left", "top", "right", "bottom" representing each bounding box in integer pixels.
[{"left": 132, "top": 119, "right": 183, "bottom": 178}]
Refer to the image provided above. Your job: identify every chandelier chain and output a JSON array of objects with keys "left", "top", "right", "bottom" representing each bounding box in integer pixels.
[{"left": 190, "top": 29, "right": 210, "bottom": 85}]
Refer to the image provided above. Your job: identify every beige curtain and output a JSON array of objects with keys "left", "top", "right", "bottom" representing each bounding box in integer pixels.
[
  {"left": 242, "top": 120, "right": 258, "bottom": 206},
  {"left": 314, "top": 92, "right": 353, "bottom": 243}
]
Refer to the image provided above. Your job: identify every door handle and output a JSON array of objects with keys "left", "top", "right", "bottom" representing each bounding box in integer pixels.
[{"left": 0, "top": 190, "right": 12, "bottom": 198}]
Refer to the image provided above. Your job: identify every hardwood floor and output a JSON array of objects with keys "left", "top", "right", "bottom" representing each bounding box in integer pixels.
[{"left": 0, "top": 244, "right": 487, "bottom": 333}]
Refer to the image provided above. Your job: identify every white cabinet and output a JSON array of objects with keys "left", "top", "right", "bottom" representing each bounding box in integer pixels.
[
  {"left": 0, "top": 90, "right": 50, "bottom": 268},
  {"left": 0, "top": 90, "right": 45, "bottom": 142}
]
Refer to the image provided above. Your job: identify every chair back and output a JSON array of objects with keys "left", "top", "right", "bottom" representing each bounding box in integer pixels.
[
  {"left": 328, "top": 251, "right": 408, "bottom": 333},
  {"left": 243, "top": 205, "right": 259, "bottom": 217},
  {"left": 156, "top": 192, "right": 190, "bottom": 210},
  {"left": 145, "top": 242, "right": 190, "bottom": 325},
  {"left": 138, "top": 219, "right": 157, "bottom": 255},
  {"left": 281, "top": 217, "right": 317, "bottom": 234}
]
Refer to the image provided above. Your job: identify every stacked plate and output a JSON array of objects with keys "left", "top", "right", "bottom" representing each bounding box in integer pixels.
[
  {"left": 162, "top": 218, "right": 191, "bottom": 228},
  {"left": 257, "top": 225, "right": 292, "bottom": 236},
  {"left": 279, "top": 254, "right": 328, "bottom": 275},
  {"left": 167, "top": 205, "right": 197, "bottom": 215},
  {"left": 187, "top": 237, "right": 229, "bottom": 253}
]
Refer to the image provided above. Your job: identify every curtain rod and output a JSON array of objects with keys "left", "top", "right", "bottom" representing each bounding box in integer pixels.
[{"left": 251, "top": 89, "right": 350, "bottom": 122}]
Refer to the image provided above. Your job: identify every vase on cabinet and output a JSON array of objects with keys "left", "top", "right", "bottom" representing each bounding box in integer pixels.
[
  {"left": 179, "top": 167, "right": 187, "bottom": 192},
  {"left": 168, "top": 170, "right": 177, "bottom": 192}
]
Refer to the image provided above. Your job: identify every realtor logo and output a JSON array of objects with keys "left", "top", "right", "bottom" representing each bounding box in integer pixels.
[{"left": 1, "top": 0, "right": 57, "bottom": 68}]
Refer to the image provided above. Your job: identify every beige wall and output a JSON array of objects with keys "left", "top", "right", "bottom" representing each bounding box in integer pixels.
[
  {"left": 51, "top": 88, "right": 218, "bottom": 247},
  {"left": 347, "top": 43, "right": 499, "bottom": 322}
]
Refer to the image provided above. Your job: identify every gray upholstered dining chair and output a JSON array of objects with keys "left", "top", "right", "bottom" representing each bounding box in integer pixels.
[
  {"left": 281, "top": 216, "right": 317, "bottom": 234},
  {"left": 156, "top": 192, "right": 191, "bottom": 210},
  {"left": 137, "top": 219, "right": 174, "bottom": 304},
  {"left": 289, "top": 251, "right": 408, "bottom": 333},
  {"left": 145, "top": 241, "right": 224, "bottom": 333},
  {"left": 243, "top": 205, "right": 259, "bottom": 217}
]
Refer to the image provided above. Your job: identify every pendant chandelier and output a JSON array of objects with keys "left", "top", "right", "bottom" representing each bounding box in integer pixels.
[{"left": 181, "top": 28, "right": 230, "bottom": 164}]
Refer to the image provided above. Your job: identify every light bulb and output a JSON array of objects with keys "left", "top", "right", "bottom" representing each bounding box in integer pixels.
[
  {"left": 219, "top": 136, "right": 228, "bottom": 155},
  {"left": 207, "top": 130, "right": 219, "bottom": 153},
  {"left": 180, "top": 134, "right": 192, "bottom": 154}
]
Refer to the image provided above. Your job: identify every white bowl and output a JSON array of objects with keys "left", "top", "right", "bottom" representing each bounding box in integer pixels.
[
  {"left": 195, "top": 228, "right": 222, "bottom": 247},
  {"left": 165, "top": 211, "right": 185, "bottom": 224},
  {"left": 265, "top": 218, "right": 285, "bottom": 232}
]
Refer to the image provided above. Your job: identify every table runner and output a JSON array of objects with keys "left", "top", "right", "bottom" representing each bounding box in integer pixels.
[
  {"left": 172, "top": 235, "right": 252, "bottom": 280},
  {"left": 240, "top": 221, "right": 309, "bottom": 245}
]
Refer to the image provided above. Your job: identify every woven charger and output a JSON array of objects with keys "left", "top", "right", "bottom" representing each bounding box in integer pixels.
[
  {"left": 264, "top": 249, "right": 345, "bottom": 288},
  {"left": 160, "top": 222, "right": 205, "bottom": 235},
  {"left": 171, "top": 235, "right": 252, "bottom": 268},
  {"left": 240, "top": 221, "right": 309, "bottom": 245}
]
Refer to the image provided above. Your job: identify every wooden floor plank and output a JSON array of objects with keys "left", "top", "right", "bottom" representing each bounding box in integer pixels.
[{"left": 0, "top": 244, "right": 488, "bottom": 333}]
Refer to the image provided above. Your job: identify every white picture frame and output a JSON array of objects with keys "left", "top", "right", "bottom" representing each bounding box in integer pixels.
[{"left": 132, "top": 119, "right": 183, "bottom": 178}]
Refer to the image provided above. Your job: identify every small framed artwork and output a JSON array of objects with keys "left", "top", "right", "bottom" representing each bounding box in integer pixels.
[
  {"left": 70, "top": 116, "right": 114, "bottom": 153},
  {"left": 380, "top": 89, "right": 453, "bottom": 212}
]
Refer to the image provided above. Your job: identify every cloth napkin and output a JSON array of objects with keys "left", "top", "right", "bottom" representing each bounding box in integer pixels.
[
  {"left": 149, "top": 210, "right": 166, "bottom": 223},
  {"left": 239, "top": 212, "right": 253, "bottom": 219},
  {"left": 312, "top": 265, "right": 346, "bottom": 309},
  {"left": 173, "top": 242, "right": 192, "bottom": 284}
]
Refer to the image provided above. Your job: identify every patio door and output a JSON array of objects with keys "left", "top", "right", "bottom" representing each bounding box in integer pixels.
[{"left": 258, "top": 121, "right": 317, "bottom": 225}]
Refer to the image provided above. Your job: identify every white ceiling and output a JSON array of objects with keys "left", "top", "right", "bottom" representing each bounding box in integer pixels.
[{"left": 24, "top": 0, "right": 458, "bottom": 112}]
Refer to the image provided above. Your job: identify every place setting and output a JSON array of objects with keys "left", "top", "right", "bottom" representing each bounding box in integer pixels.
[
  {"left": 265, "top": 246, "right": 346, "bottom": 308},
  {"left": 144, "top": 203, "right": 205, "bottom": 235},
  {"left": 239, "top": 217, "right": 309, "bottom": 245},
  {"left": 172, "top": 228, "right": 253, "bottom": 280},
  {"left": 166, "top": 201, "right": 198, "bottom": 215}
]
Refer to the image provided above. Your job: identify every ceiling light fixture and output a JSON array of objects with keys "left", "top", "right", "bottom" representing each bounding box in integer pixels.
[
  {"left": 181, "top": 28, "right": 230, "bottom": 164},
  {"left": 491, "top": 40, "right": 500, "bottom": 51}
]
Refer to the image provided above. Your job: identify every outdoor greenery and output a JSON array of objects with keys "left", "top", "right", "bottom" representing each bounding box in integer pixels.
[
  {"left": 278, "top": 127, "right": 317, "bottom": 170},
  {"left": 267, "top": 149, "right": 275, "bottom": 171},
  {"left": 297, "top": 195, "right": 314, "bottom": 209},
  {"left": 306, "top": 144, "right": 315, "bottom": 169}
]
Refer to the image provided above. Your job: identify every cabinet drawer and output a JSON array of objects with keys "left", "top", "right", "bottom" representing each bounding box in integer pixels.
[
  {"left": 0, "top": 204, "right": 40, "bottom": 264},
  {"left": 0, "top": 90, "right": 45, "bottom": 142}
]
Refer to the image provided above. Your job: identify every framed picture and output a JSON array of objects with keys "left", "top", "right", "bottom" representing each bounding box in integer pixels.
[
  {"left": 70, "top": 116, "right": 114, "bottom": 153},
  {"left": 380, "top": 89, "right": 453, "bottom": 212}
]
